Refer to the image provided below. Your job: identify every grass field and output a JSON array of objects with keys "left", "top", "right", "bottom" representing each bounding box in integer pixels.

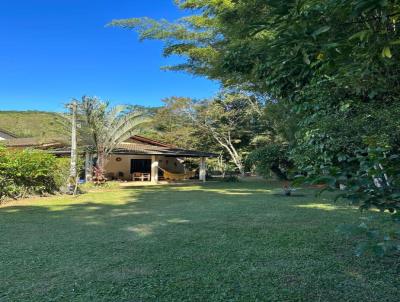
[{"left": 0, "top": 181, "right": 398, "bottom": 301}]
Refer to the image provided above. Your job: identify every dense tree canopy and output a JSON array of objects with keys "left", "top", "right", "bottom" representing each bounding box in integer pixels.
[
  {"left": 111, "top": 0, "right": 400, "bottom": 224},
  {"left": 111, "top": 0, "right": 400, "bottom": 96}
]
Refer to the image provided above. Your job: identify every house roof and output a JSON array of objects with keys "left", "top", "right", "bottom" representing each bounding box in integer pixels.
[
  {"left": 111, "top": 141, "right": 216, "bottom": 158},
  {"left": 127, "top": 135, "right": 173, "bottom": 147},
  {"left": 3, "top": 137, "right": 65, "bottom": 149},
  {"left": 37, "top": 135, "right": 216, "bottom": 158},
  {"left": 0, "top": 128, "right": 17, "bottom": 139}
]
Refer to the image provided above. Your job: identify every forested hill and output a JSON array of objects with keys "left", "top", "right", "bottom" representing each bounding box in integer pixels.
[
  {"left": 0, "top": 109, "right": 175, "bottom": 146},
  {"left": 0, "top": 111, "right": 68, "bottom": 139}
]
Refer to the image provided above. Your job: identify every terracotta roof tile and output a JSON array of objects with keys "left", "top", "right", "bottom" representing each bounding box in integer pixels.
[
  {"left": 4, "top": 137, "right": 63, "bottom": 148},
  {"left": 0, "top": 128, "right": 17, "bottom": 139},
  {"left": 3, "top": 134, "right": 217, "bottom": 158},
  {"left": 113, "top": 142, "right": 216, "bottom": 157}
]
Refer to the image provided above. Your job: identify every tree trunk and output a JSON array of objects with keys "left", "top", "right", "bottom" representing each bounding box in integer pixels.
[
  {"left": 93, "top": 150, "right": 107, "bottom": 184},
  {"left": 270, "top": 164, "right": 288, "bottom": 180},
  {"left": 96, "top": 151, "right": 106, "bottom": 172},
  {"left": 211, "top": 133, "right": 244, "bottom": 176},
  {"left": 69, "top": 101, "right": 78, "bottom": 194}
]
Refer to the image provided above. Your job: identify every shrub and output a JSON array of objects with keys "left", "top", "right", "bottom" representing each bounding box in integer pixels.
[
  {"left": 0, "top": 175, "right": 20, "bottom": 199},
  {"left": 336, "top": 216, "right": 400, "bottom": 258},
  {"left": 246, "top": 144, "right": 293, "bottom": 180},
  {"left": 303, "top": 147, "right": 400, "bottom": 257},
  {"left": 54, "top": 157, "right": 71, "bottom": 192},
  {"left": 0, "top": 147, "right": 66, "bottom": 201}
]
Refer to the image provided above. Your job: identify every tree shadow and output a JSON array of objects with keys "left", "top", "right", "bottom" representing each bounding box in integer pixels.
[{"left": 0, "top": 182, "right": 397, "bottom": 301}]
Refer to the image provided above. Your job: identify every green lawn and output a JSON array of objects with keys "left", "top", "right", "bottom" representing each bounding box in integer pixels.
[{"left": 0, "top": 181, "right": 398, "bottom": 301}]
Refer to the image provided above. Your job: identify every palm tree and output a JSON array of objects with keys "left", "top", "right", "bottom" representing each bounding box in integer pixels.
[{"left": 78, "top": 96, "right": 148, "bottom": 181}]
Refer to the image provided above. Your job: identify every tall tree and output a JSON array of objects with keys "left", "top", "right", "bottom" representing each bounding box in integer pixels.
[
  {"left": 110, "top": 0, "right": 400, "bottom": 203},
  {"left": 78, "top": 96, "right": 147, "bottom": 179},
  {"left": 168, "top": 93, "right": 264, "bottom": 175},
  {"left": 150, "top": 98, "right": 210, "bottom": 150},
  {"left": 110, "top": 0, "right": 400, "bottom": 99}
]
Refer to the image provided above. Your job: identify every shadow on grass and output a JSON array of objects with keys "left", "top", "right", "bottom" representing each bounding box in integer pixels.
[
  {"left": 0, "top": 182, "right": 397, "bottom": 301},
  {"left": 271, "top": 193, "right": 307, "bottom": 197},
  {"left": 0, "top": 182, "right": 363, "bottom": 242}
]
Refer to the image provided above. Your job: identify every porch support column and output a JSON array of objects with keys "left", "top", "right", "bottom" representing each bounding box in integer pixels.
[
  {"left": 199, "top": 157, "right": 207, "bottom": 182},
  {"left": 84, "top": 152, "right": 93, "bottom": 182},
  {"left": 151, "top": 155, "right": 159, "bottom": 183}
]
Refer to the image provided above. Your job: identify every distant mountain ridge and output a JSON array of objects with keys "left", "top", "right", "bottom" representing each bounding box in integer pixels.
[{"left": 0, "top": 111, "right": 69, "bottom": 139}]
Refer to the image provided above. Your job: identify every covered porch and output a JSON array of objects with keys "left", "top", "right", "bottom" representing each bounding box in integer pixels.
[
  {"left": 100, "top": 154, "right": 208, "bottom": 183},
  {"left": 84, "top": 136, "right": 215, "bottom": 184}
]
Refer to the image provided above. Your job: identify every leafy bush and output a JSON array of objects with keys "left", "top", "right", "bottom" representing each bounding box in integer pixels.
[
  {"left": 0, "top": 175, "right": 21, "bottom": 199},
  {"left": 307, "top": 147, "right": 400, "bottom": 213},
  {"left": 0, "top": 147, "right": 66, "bottom": 201},
  {"left": 247, "top": 144, "right": 293, "bottom": 180},
  {"left": 302, "top": 147, "right": 400, "bottom": 257},
  {"left": 54, "top": 157, "right": 72, "bottom": 192},
  {"left": 337, "top": 216, "right": 400, "bottom": 258}
]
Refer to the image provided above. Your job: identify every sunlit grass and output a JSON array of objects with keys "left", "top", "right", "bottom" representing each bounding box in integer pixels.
[
  {"left": 295, "top": 203, "right": 349, "bottom": 211},
  {"left": 0, "top": 181, "right": 398, "bottom": 301}
]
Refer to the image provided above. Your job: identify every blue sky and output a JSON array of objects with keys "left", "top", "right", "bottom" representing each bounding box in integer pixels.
[{"left": 0, "top": 0, "right": 219, "bottom": 112}]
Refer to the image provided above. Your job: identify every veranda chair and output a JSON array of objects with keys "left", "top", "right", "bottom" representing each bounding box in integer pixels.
[{"left": 132, "top": 172, "right": 143, "bottom": 181}]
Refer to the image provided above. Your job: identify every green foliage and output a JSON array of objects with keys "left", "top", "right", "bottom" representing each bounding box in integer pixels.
[
  {"left": 111, "top": 1, "right": 398, "bottom": 94},
  {"left": 247, "top": 144, "right": 292, "bottom": 180},
  {"left": 77, "top": 96, "right": 148, "bottom": 178},
  {"left": 0, "top": 146, "right": 64, "bottom": 200},
  {"left": 150, "top": 97, "right": 216, "bottom": 151},
  {"left": 307, "top": 147, "right": 400, "bottom": 257},
  {"left": 337, "top": 216, "right": 400, "bottom": 258},
  {"left": 308, "top": 147, "right": 400, "bottom": 213},
  {"left": 151, "top": 93, "right": 267, "bottom": 174},
  {"left": 54, "top": 157, "right": 72, "bottom": 191},
  {"left": 192, "top": 93, "right": 260, "bottom": 174},
  {"left": 0, "top": 175, "right": 20, "bottom": 200}
]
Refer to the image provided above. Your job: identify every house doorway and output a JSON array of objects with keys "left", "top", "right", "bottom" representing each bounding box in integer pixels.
[{"left": 130, "top": 159, "right": 152, "bottom": 181}]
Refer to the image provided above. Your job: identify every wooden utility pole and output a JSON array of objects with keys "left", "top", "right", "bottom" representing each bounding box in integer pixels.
[
  {"left": 68, "top": 101, "right": 78, "bottom": 194},
  {"left": 199, "top": 157, "right": 206, "bottom": 182}
]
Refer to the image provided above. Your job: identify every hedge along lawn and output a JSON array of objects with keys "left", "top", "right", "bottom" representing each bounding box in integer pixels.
[{"left": 0, "top": 181, "right": 398, "bottom": 301}]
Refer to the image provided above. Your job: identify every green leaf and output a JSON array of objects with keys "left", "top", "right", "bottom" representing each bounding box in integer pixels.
[
  {"left": 303, "top": 54, "right": 311, "bottom": 65},
  {"left": 312, "top": 26, "right": 331, "bottom": 38},
  {"left": 349, "top": 30, "right": 370, "bottom": 41},
  {"left": 312, "top": 176, "right": 336, "bottom": 187},
  {"left": 381, "top": 46, "right": 392, "bottom": 58}
]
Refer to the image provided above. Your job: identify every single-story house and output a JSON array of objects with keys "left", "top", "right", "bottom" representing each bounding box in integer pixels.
[{"left": 4, "top": 135, "right": 216, "bottom": 183}]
